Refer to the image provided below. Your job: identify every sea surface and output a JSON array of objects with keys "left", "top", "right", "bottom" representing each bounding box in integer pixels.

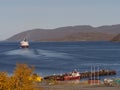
[{"left": 0, "top": 41, "right": 120, "bottom": 78}]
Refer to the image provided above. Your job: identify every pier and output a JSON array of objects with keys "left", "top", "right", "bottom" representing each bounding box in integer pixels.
[{"left": 44, "top": 69, "right": 116, "bottom": 81}]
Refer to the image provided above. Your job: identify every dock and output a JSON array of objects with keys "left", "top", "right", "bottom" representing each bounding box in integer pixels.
[{"left": 44, "top": 69, "right": 116, "bottom": 81}]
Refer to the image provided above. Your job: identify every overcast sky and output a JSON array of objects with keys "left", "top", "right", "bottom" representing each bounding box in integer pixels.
[{"left": 0, "top": 0, "right": 120, "bottom": 40}]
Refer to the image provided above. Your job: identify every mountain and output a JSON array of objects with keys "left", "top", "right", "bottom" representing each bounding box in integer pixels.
[
  {"left": 96, "top": 24, "right": 120, "bottom": 34},
  {"left": 111, "top": 34, "right": 120, "bottom": 42},
  {"left": 7, "top": 24, "right": 120, "bottom": 42},
  {"left": 62, "top": 32, "right": 112, "bottom": 41}
]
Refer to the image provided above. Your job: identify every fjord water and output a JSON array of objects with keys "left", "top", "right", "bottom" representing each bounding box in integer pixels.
[{"left": 0, "top": 41, "right": 120, "bottom": 78}]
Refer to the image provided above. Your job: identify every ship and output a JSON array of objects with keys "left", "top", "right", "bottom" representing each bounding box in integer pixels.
[
  {"left": 63, "top": 71, "right": 80, "bottom": 81},
  {"left": 20, "top": 38, "right": 29, "bottom": 48}
]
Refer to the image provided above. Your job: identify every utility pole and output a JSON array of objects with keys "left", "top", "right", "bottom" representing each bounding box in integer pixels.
[
  {"left": 94, "top": 65, "right": 95, "bottom": 85},
  {"left": 91, "top": 65, "right": 93, "bottom": 85},
  {"left": 97, "top": 65, "right": 99, "bottom": 85}
]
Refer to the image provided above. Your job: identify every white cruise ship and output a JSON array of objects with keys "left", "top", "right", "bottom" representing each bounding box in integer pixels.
[{"left": 20, "top": 38, "right": 29, "bottom": 48}]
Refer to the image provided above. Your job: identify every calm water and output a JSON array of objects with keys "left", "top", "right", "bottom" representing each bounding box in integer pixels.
[{"left": 0, "top": 41, "right": 120, "bottom": 78}]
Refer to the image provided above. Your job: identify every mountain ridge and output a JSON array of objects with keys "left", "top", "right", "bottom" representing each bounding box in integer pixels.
[{"left": 7, "top": 24, "right": 120, "bottom": 42}]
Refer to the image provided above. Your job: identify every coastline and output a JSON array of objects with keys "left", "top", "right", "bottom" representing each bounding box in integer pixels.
[{"left": 37, "top": 84, "right": 120, "bottom": 90}]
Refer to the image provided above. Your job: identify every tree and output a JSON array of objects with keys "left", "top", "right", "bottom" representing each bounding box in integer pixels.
[
  {"left": 0, "top": 72, "right": 9, "bottom": 90},
  {"left": 12, "top": 64, "right": 35, "bottom": 90},
  {"left": 0, "top": 64, "right": 43, "bottom": 90}
]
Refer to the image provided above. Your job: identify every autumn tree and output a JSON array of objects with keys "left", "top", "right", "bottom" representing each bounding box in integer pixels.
[
  {"left": 0, "top": 72, "right": 9, "bottom": 90},
  {"left": 0, "top": 64, "right": 43, "bottom": 90},
  {"left": 11, "top": 63, "right": 35, "bottom": 90}
]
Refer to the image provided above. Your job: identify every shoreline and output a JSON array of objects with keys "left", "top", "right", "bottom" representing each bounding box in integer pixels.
[
  {"left": 38, "top": 84, "right": 120, "bottom": 90},
  {"left": 35, "top": 80, "right": 120, "bottom": 90}
]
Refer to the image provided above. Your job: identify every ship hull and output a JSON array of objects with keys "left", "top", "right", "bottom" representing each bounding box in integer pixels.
[
  {"left": 64, "top": 76, "right": 80, "bottom": 81},
  {"left": 55, "top": 76, "right": 80, "bottom": 81},
  {"left": 21, "top": 45, "right": 29, "bottom": 48}
]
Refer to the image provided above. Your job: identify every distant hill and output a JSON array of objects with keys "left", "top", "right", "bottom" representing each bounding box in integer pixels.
[
  {"left": 111, "top": 34, "right": 120, "bottom": 42},
  {"left": 7, "top": 24, "right": 120, "bottom": 42},
  {"left": 96, "top": 24, "right": 120, "bottom": 34}
]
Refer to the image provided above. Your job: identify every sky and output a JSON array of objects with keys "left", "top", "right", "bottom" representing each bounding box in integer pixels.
[{"left": 0, "top": 0, "right": 120, "bottom": 40}]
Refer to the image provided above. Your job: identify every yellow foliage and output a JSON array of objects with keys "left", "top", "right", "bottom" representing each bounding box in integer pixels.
[
  {"left": 0, "top": 64, "right": 43, "bottom": 90},
  {"left": 0, "top": 72, "right": 9, "bottom": 90},
  {"left": 12, "top": 64, "right": 36, "bottom": 90},
  {"left": 29, "top": 73, "right": 43, "bottom": 82}
]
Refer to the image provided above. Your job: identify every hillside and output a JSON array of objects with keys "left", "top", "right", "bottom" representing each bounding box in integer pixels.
[
  {"left": 111, "top": 34, "right": 120, "bottom": 42},
  {"left": 7, "top": 24, "right": 120, "bottom": 42}
]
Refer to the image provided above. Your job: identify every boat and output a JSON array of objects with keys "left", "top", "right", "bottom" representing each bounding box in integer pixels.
[
  {"left": 63, "top": 71, "right": 80, "bottom": 80},
  {"left": 20, "top": 38, "right": 29, "bottom": 48}
]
